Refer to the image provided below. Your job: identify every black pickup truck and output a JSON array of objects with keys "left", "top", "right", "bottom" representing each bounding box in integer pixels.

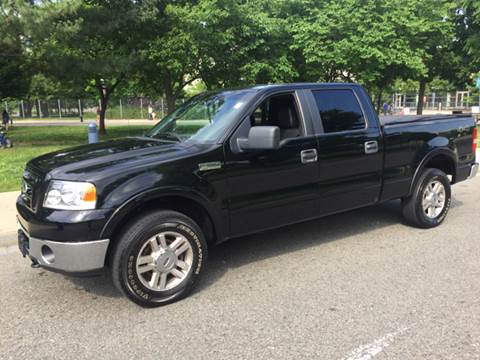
[{"left": 17, "top": 83, "right": 478, "bottom": 306}]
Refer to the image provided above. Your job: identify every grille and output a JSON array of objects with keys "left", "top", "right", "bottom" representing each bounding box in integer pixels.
[{"left": 21, "top": 167, "right": 43, "bottom": 211}]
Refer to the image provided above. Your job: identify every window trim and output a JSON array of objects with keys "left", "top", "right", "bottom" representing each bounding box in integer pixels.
[{"left": 309, "top": 87, "right": 370, "bottom": 135}]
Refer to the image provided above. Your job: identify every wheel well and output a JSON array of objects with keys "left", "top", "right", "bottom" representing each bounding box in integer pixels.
[
  {"left": 105, "top": 196, "right": 216, "bottom": 266},
  {"left": 423, "top": 154, "right": 456, "bottom": 182}
]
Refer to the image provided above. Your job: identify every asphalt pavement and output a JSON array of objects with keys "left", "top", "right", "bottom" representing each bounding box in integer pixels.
[{"left": 1, "top": 175, "right": 480, "bottom": 359}]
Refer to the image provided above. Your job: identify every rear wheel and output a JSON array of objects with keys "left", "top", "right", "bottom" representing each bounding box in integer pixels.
[
  {"left": 402, "top": 168, "right": 451, "bottom": 228},
  {"left": 111, "top": 210, "right": 208, "bottom": 307}
]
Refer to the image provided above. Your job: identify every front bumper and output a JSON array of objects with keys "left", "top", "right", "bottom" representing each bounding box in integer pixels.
[{"left": 18, "top": 221, "right": 109, "bottom": 273}]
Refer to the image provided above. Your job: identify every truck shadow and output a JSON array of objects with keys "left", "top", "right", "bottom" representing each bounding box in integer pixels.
[
  {"left": 196, "top": 200, "right": 404, "bottom": 293},
  {"left": 67, "top": 197, "right": 463, "bottom": 300}
]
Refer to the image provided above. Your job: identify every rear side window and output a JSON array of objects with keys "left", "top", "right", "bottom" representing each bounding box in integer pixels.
[{"left": 312, "top": 89, "right": 366, "bottom": 133}]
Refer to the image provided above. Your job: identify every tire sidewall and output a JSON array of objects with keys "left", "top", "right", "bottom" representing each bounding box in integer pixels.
[
  {"left": 415, "top": 170, "right": 451, "bottom": 227},
  {"left": 119, "top": 219, "right": 206, "bottom": 306}
]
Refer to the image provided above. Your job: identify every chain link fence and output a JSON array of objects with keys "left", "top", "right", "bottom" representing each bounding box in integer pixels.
[
  {"left": 1, "top": 97, "right": 178, "bottom": 120},
  {"left": 4, "top": 91, "right": 480, "bottom": 120},
  {"left": 391, "top": 90, "right": 480, "bottom": 114}
]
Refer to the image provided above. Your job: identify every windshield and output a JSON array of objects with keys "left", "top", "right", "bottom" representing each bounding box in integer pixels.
[{"left": 145, "top": 90, "right": 255, "bottom": 144}]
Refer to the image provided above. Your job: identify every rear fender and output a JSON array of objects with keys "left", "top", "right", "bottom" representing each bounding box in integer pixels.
[{"left": 408, "top": 147, "right": 456, "bottom": 196}]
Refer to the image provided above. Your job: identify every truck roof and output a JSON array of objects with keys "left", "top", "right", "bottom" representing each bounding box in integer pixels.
[{"left": 231, "top": 82, "right": 362, "bottom": 92}]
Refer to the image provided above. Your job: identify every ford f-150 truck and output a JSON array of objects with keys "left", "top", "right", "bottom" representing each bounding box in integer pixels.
[{"left": 17, "top": 83, "right": 478, "bottom": 307}]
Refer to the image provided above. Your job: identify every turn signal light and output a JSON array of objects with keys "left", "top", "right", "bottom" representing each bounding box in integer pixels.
[{"left": 82, "top": 185, "right": 96, "bottom": 202}]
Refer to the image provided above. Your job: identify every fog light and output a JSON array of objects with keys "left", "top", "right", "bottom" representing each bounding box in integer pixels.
[{"left": 41, "top": 245, "right": 55, "bottom": 264}]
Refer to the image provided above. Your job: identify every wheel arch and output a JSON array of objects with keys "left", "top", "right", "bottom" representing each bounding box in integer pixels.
[
  {"left": 409, "top": 148, "right": 457, "bottom": 196},
  {"left": 101, "top": 189, "right": 219, "bottom": 264}
]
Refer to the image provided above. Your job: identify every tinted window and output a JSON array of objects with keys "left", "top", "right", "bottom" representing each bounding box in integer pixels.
[{"left": 312, "top": 89, "right": 366, "bottom": 133}]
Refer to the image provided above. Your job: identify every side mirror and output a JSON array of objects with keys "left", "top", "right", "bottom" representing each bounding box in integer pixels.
[{"left": 238, "top": 126, "right": 280, "bottom": 151}]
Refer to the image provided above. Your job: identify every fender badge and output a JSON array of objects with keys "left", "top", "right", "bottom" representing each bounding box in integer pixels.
[{"left": 198, "top": 162, "right": 222, "bottom": 171}]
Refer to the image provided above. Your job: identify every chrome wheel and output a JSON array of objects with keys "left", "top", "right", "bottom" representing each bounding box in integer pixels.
[
  {"left": 422, "top": 180, "right": 446, "bottom": 219},
  {"left": 136, "top": 231, "right": 193, "bottom": 291}
]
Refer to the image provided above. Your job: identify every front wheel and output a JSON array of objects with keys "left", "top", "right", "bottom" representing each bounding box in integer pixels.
[
  {"left": 111, "top": 210, "right": 208, "bottom": 307},
  {"left": 402, "top": 168, "right": 451, "bottom": 228}
]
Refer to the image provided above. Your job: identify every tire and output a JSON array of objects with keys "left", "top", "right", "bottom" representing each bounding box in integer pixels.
[
  {"left": 402, "top": 168, "right": 451, "bottom": 228},
  {"left": 111, "top": 210, "right": 208, "bottom": 307}
]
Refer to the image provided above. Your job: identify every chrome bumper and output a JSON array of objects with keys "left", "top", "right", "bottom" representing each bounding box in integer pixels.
[
  {"left": 18, "top": 222, "right": 109, "bottom": 272},
  {"left": 469, "top": 163, "right": 479, "bottom": 179}
]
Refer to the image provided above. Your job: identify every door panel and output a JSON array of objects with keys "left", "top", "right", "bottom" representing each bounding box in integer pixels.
[
  {"left": 316, "top": 130, "right": 383, "bottom": 215},
  {"left": 307, "top": 88, "right": 383, "bottom": 215},
  {"left": 225, "top": 136, "right": 320, "bottom": 236},
  {"left": 225, "top": 91, "right": 320, "bottom": 237}
]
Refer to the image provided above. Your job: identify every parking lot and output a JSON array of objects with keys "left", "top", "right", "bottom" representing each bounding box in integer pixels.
[{"left": 1, "top": 175, "right": 479, "bottom": 359}]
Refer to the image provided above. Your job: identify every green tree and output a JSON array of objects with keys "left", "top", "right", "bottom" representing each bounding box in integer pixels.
[
  {"left": 137, "top": 0, "right": 200, "bottom": 113},
  {"left": 405, "top": 0, "right": 456, "bottom": 114},
  {"left": 187, "top": 0, "right": 295, "bottom": 89},
  {"left": 292, "top": 0, "right": 427, "bottom": 112},
  {"left": 0, "top": 1, "right": 30, "bottom": 100},
  {"left": 27, "top": 0, "right": 142, "bottom": 134}
]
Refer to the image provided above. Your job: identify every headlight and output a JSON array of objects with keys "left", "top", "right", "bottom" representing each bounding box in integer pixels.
[{"left": 43, "top": 180, "right": 96, "bottom": 210}]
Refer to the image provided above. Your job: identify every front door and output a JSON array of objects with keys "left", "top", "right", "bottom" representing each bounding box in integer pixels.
[{"left": 225, "top": 91, "right": 320, "bottom": 237}]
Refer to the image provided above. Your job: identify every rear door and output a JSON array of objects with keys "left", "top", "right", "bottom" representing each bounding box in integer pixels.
[{"left": 306, "top": 86, "right": 383, "bottom": 215}]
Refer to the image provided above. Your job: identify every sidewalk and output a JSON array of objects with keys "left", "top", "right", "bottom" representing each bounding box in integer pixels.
[{"left": 0, "top": 191, "right": 19, "bottom": 247}]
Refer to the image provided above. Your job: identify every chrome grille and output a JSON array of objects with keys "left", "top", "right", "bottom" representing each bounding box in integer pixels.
[{"left": 21, "top": 167, "right": 42, "bottom": 210}]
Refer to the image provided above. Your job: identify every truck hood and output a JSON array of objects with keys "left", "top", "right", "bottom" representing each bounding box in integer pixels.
[{"left": 28, "top": 137, "right": 194, "bottom": 180}]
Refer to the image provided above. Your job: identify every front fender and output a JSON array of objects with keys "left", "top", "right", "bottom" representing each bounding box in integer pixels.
[{"left": 99, "top": 186, "right": 215, "bottom": 240}]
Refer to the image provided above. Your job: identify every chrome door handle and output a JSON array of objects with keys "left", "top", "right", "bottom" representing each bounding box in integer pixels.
[
  {"left": 301, "top": 149, "right": 318, "bottom": 164},
  {"left": 364, "top": 141, "right": 378, "bottom": 154}
]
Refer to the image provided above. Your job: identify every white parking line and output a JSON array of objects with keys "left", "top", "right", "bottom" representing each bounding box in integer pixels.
[{"left": 340, "top": 327, "right": 408, "bottom": 360}]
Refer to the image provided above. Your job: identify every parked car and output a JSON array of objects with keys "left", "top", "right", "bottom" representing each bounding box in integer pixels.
[{"left": 17, "top": 83, "right": 478, "bottom": 307}]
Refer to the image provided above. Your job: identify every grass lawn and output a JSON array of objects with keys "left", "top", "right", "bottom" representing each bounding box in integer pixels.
[{"left": 0, "top": 125, "right": 151, "bottom": 192}]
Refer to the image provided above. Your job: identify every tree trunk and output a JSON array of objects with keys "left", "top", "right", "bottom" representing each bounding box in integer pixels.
[
  {"left": 98, "top": 92, "right": 109, "bottom": 135},
  {"left": 417, "top": 79, "right": 427, "bottom": 115},
  {"left": 34, "top": 100, "right": 41, "bottom": 118},
  {"left": 164, "top": 81, "right": 177, "bottom": 114},
  {"left": 94, "top": 75, "right": 124, "bottom": 136}
]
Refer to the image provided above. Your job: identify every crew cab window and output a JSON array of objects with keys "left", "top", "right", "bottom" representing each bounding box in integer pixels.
[
  {"left": 250, "top": 93, "right": 302, "bottom": 140},
  {"left": 312, "top": 89, "right": 366, "bottom": 133}
]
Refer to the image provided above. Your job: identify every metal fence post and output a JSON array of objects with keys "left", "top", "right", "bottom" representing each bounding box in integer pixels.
[
  {"left": 58, "top": 99, "right": 62, "bottom": 119},
  {"left": 140, "top": 97, "right": 144, "bottom": 119},
  {"left": 78, "top": 99, "right": 83, "bottom": 122},
  {"left": 119, "top": 99, "right": 123, "bottom": 119},
  {"left": 21, "top": 100, "right": 25, "bottom": 119},
  {"left": 37, "top": 99, "right": 42, "bottom": 118},
  {"left": 161, "top": 98, "right": 164, "bottom": 117}
]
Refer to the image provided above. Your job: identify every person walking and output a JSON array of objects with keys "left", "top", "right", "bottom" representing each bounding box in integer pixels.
[
  {"left": 2, "top": 110, "right": 10, "bottom": 131},
  {"left": 382, "top": 102, "right": 390, "bottom": 116},
  {"left": 147, "top": 104, "right": 154, "bottom": 120}
]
